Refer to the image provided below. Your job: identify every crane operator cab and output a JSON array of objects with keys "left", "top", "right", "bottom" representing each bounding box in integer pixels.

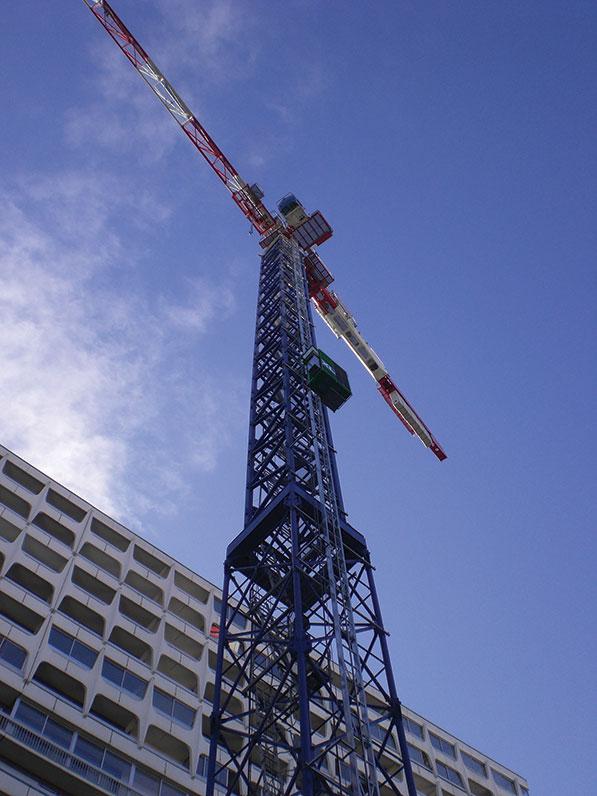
[
  {"left": 278, "top": 194, "right": 333, "bottom": 249},
  {"left": 303, "top": 347, "right": 352, "bottom": 411},
  {"left": 278, "top": 193, "right": 309, "bottom": 228}
]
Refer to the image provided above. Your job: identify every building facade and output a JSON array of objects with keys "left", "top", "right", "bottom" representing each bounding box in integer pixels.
[{"left": 0, "top": 444, "right": 529, "bottom": 796}]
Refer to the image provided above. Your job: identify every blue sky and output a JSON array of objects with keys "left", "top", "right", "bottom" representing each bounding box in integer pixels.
[{"left": 1, "top": 2, "right": 595, "bottom": 794}]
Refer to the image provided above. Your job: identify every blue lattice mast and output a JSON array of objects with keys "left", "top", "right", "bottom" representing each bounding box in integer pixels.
[
  {"left": 205, "top": 232, "right": 417, "bottom": 796},
  {"left": 83, "top": 4, "right": 448, "bottom": 795}
]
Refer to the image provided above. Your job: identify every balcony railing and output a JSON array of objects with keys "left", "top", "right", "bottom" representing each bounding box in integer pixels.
[{"left": 0, "top": 712, "right": 142, "bottom": 796}]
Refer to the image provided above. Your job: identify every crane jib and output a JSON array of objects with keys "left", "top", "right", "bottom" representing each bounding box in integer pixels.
[
  {"left": 83, "top": 0, "right": 446, "bottom": 461},
  {"left": 86, "top": 0, "right": 274, "bottom": 235}
]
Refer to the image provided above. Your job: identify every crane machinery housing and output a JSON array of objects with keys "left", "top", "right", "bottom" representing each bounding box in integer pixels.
[{"left": 83, "top": 3, "right": 447, "bottom": 796}]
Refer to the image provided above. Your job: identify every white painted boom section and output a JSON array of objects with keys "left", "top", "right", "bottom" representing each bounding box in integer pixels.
[
  {"left": 381, "top": 386, "right": 435, "bottom": 447},
  {"left": 313, "top": 293, "right": 387, "bottom": 379},
  {"left": 312, "top": 291, "right": 446, "bottom": 459}
]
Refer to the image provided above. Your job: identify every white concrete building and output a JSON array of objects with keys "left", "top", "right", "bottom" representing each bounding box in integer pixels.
[{"left": 0, "top": 444, "right": 529, "bottom": 796}]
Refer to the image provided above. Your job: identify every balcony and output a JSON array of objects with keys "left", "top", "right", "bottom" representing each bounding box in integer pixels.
[{"left": 0, "top": 710, "right": 141, "bottom": 796}]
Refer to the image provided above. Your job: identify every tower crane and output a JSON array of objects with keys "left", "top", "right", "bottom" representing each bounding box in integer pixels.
[
  {"left": 82, "top": 5, "right": 449, "bottom": 796},
  {"left": 82, "top": 0, "right": 446, "bottom": 462}
]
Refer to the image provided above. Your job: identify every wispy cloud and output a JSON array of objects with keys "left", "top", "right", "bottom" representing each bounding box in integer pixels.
[
  {"left": 65, "top": 41, "right": 178, "bottom": 165},
  {"left": 71, "top": 0, "right": 260, "bottom": 162},
  {"left": 7, "top": 0, "right": 332, "bottom": 532},
  {"left": 162, "top": 278, "right": 234, "bottom": 332},
  {"left": 0, "top": 171, "right": 242, "bottom": 528},
  {"left": 153, "top": 0, "right": 258, "bottom": 81},
  {"left": 74, "top": 1, "right": 315, "bottom": 171}
]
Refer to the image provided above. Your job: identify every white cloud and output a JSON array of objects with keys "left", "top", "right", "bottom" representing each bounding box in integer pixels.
[
  {"left": 0, "top": 172, "right": 242, "bottom": 528},
  {"left": 153, "top": 0, "right": 256, "bottom": 79},
  {"left": 162, "top": 277, "right": 235, "bottom": 332}
]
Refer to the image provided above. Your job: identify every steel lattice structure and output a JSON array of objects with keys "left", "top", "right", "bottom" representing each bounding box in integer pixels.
[{"left": 206, "top": 235, "right": 417, "bottom": 796}]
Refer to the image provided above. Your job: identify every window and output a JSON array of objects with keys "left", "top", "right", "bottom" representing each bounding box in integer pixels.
[
  {"left": 164, "top": 623, "right": 203, "bottom": 660},
  {"left": 22, "top": 534, "right": 68, "bottom": 572},
  {"left": 404, "top": 716, "right": 424, "bottom": 739},
  {"left": 103, "top": 750, "right": 131, "bottom": 780},
  {"left": 174, "top": 571, "right": 209, "bottom": 603},
  {"left": 133, "top": 768, "right": 161, "bottom": 794},
  {"left": 58, "top": 596, "right": 104, "bottom": 636},
  {"left": 72, "top": 566, "right": 116, "bottom": 604},
  {"left": 430, "top": 732, "right": 456, "bottom": 759},
  {"left": 33, "top": 662, "right": 85, "bottom": 708},
  {"left": 90, "top": 516, "right": 130, "bottom": 551},
  {"left": 119, "top": 595, "right": 160, "bottom": 632},
  {"left": 369, "top": 720, "right": 397, "bottom": 749},
  {"left": 90, "top": 695, "right": 138, "bottom": 737},
  {"left": 0, "top": 483, "right": 31, "bottom": 518},
  {"left": 16, "top": 701, "right": 45, "bottom": 732},
  {"left": 32, "top": 512, "right": 75, "bottom": 547},
  {"left": 0, "top": 591, "right": 45, "bottom": 633},
  {"left": 462, "top": 751, "right": 487, "bottom": 777},
  {"left": 46, "top": 489, "right": 86, "bottom": 522},
  {"left": 15, "top": 702, "right": 73, "bottom": 750},
  {"left": 436, "top": 761, "right": 463, "bottom": 788},
  {"left": 197, "top": 756, "right": 236, "bottom": 793},
  {"left": 3, "top": 460, "right": 44, "bottom": 494},
  {"left": 161, "top": 784, "right": 187, "bottom": 796},
  {"left": 0, "top": 634, "right": 27, "bottom": 670},
  {"left": 134, "top": 769, "right": 187, "bottom": 796},
  {"left": 215, "top": 767, "right": 229, "bottom": 788},
  {"left": 49, "top": 627, "right": 97, "bottom": 669},
  {"left": 79, "top": 542, "right": 120, "bottom": 578},
  {"left": 407, "top": 743, "right": 432, "bottom": 770},
  {"left": 14, "top": 700, "right": 173, "bottom": 791},
  {"left": 0, "top": 514, "right": 21, "bottom": 542},
  {"left": 337, "top": 759, "right": 352, "bottom": 784},
  {"left": 74, "top": 736, "right": 131, "bottom": 782},
  {"left": 45, "top": 717, "right": 73, "bottom": 749},
  {"left": 145, "top": 724, "right": 190, "bottom": 766},
  {"left": 152, "top": 688, "right": 195, "bottom": 728},
  {"left": 125, "top": 570, "right": 164, "bottom": 604},
  {"left": 168, "top": 597, "right": 205, "bottom": 632},
  {"left": 5, "top": 563, "right": 53, "bottom": 603},
  {"left": 252, "top": 652, "right": 282, "bottom": 679},
  {"left": 492, "top": 770, "right": 517, "bottom": 794},
  {"left": 102, "top": 658, "right": 147, "bottom": 699},
  {"left": 108, "top": 626, "right": 152, "bottom": 665},
  {"left": 133, "top": 544, "right": 169, "bottom": 576},
  {"left": 157, "top": 654, "right": 198, "bottom": 692},
  {"left": 214, "top": 597, "right": 246, "bottom": 629}
]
